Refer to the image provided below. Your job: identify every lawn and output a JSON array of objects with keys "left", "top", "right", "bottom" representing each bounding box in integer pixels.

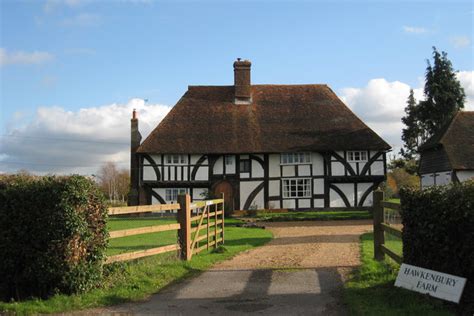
[
  {"left": 255, "top": 210, "right": 372, "bottom": 221},
  {"left": 0, "top": 217, "right": 273, "bottom": 314},
  {"left": 344, "top": 233, "right": 455, "bottom": 315}
]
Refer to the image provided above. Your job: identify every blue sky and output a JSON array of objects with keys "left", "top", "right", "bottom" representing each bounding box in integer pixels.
[{"left": 1, "top": 0, "right": 473, "bottom": 174}]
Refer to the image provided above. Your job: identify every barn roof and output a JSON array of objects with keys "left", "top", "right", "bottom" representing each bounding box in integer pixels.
[
  {"left": 420, "top": 111, "right": 474, "bottom": 170},
  {"left": 137, "top": 84, "right": 391, "bottom": 154}
]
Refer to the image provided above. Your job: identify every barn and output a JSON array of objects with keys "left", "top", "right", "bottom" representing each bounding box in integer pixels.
[
  {"left": 419, "top": 111, "right": 474, "bottom": 188},
  {"left": 129, "top": 59, "right": 391, "bottom": 211}
]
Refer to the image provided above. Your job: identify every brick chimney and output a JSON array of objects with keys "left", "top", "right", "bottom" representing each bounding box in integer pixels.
[
  {"left": 129, "top": 109, "right": 142, "bottom": 206},
  {"left": 233, "top": 58, "right": 252, "bottom": 104}
]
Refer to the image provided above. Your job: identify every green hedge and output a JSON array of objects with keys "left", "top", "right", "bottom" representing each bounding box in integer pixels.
[
  {"left": 400, "top": 181, "right": 474, "bottom": 311},
  {"left": 0, "top": 175, "right": 108, "bottom": 301}
]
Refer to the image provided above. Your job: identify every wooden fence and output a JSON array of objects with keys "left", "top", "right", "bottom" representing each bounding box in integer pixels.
[
  {"left": 373, "top": 190, "right": 403, "bottom": 264},
  {"left": 106, "top": 194, "right": 225, "bottom": 264}
]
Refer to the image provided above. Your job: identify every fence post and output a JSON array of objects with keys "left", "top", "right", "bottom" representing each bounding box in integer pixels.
[
  {"left": 373, "top": 189, "right": 385, "bottom": 261},
  {"left": 221, "top": 192, "right": 225, "bottom": 244},
  {"left": 178, "top": 194, "right": 191, "bottom": 261}
]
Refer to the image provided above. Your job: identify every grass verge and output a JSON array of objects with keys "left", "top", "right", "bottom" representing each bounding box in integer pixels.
[
  {"left": 0, "top": 218, "right": 272, "bottom": 314},
  {"left": 255, "top": 210, "right": 371, "bottom": 221},
  {"left": 344, "top": 233, "right": 455, "bottom": 315}
]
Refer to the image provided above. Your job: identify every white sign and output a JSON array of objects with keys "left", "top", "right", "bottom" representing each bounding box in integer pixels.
[{"left": 395, "top": 263, "right": 466, "bottom": 303}]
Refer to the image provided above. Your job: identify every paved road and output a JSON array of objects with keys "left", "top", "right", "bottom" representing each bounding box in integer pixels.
[{"left": 87, "top": 220, "right": 372, "bottom": 315}]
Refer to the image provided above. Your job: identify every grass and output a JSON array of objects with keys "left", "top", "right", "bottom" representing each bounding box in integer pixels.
[
  {"left": 255, "top": 210, "right": 372, "bottom": 221},
  {"left": 0, "top": 218, "right": 273, "bottom": 314},
  {"left": 344, "top": 233, "right": 455, "bottom": 315}
]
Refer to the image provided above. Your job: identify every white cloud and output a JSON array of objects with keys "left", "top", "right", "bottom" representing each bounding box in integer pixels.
[
  {"left": 457, "top": 71, "right": 474, "bottom": 110},
  {"left": 0, "top": 48, "right": 54, "bottom": 66},
  {"left": 44, "top": 0, "right": 86, "bottom": 13},
  {"left": 450, "top": 36, "right": 471, "bottom": 48},
  {"left": 61, "top": 13, "right": 101, "bottom": 27},
  {"left": 0, "top": 99, "right": 171, "bottom": 175},
  {"left": 338, "top": 72, "right": 473, "bottom": 150},
  {"left": 403, "top": 26, "right": 427, "bottom": 34}
]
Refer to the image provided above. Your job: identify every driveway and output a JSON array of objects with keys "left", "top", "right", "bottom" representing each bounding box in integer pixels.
[{"left": 88, "top": 220, "right": 372, "bottom": 315}]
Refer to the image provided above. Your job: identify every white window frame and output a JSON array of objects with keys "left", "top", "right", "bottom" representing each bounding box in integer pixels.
[
  {"left": 282, "top": 178, "right": 312, "bottom": 198},
  {"left": 164, "top": 154, "right": 188, "bottom": 165},
  {"left": 347, "top": 151, "right": 368, "bottom": 162},
  {"left": 165, "top": 188, "right": 188, "bottom": 201},
  {"left": 280, "top": 153, "right": 311, "bottom": 165},
  {"left": 225, "top": 155, "right": 234, "bottom": 166}
]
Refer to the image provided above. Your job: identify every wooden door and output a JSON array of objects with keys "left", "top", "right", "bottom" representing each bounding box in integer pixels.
[{"left": 213, "top": 181, "right": 234, "bottom": 211}]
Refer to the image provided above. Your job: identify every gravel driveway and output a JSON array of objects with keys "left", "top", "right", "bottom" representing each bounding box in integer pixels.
[{"left": 89, "top": 220, "right": 372, "bottom": 315}]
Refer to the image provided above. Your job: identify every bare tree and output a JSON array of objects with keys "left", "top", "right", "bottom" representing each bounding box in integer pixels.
[{"left": 97, "top": 162, "right": 130, "bottom": 204}]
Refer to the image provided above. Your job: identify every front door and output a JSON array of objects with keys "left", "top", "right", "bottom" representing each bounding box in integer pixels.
[{"left": 213, "top": 180, "right": 234, "bottom": 212}]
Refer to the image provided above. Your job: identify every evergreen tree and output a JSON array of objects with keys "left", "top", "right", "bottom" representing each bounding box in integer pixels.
[
  {"left": 418, "top": 47, "right": 465, "bottom": 136},
  {"left": 400, "top": 89, "right": 423, "bottom": 159},
  {"left": 400, "top": 47, "right": 465, "bottom": 159}
]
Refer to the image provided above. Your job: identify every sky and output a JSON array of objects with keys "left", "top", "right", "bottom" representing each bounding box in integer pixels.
[{"left": 1, "top": 0, "right": 473, "bottom": 175}]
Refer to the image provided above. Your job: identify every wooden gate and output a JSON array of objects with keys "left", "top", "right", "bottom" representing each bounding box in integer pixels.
[
  {"left": 178, "top": 194, "right": 225, "bottom": 260},
  {"left": 106, "top": 194, "right": 224, "bottom": 263}
]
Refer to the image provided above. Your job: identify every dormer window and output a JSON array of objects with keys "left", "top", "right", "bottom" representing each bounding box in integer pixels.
[
  {"left": 347, "top": 151, "right": 368, "bottom": 162},
  {"left": 165, "top": 154, "right": 188, "bottom": 165}
]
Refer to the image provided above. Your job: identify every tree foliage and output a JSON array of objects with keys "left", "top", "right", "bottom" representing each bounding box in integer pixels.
[{"left": 400, "top": 47, "right": 465, "bottom": 159}]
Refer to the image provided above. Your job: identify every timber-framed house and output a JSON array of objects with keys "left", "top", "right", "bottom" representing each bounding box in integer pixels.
[{"left": 129, "top": 59, "right": 391, "bottom": 211}]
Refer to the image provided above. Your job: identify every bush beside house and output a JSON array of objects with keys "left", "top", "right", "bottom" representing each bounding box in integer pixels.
[
  {"left": 400, "top": 181, "right": 474, "bottom": 311},
  {"left": 0, "top": 175, "right": 108, "bottom": 301}
]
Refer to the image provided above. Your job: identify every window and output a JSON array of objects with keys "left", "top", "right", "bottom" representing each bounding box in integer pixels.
[
  {"left": 225, "top": 155, "right": 234, "bottom": 166},
  {"left": 282, "top": 178, "right": 311, "bottom": 198},
  {"left": 347, "top": 151, "right": 368, "bottom": 162},
  {"left": 165, "top": 188, "right": 187, "bottom": 201},
  {"left": 240, "top": 159, "right": 250, "bottom": 173},
  {"left": 165, "top": 154, "right": 188, "bottom": 165},
  {"left": 280, "top": 153, "right": 311, "bottom": 165}
]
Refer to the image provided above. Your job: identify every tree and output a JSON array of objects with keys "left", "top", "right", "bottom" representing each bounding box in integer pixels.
[
  {"left": 400, "top": 89, "right": 425, "bottom": 160},
  {"left": 97, "top": 162, "right": 130, "bottom": 204},
  {"left": 418, "top": 48, "right": 465, "bottom": 136},
  {"left": 400, "top": 47, "right": 465, "bottom": 158}
]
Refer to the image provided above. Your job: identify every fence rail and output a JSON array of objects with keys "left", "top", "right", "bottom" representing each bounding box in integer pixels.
[
  {"left": 373, "top": 190, "right": 403, "bottom": 264},
  {"left": 106, "top": 194, "right": 224, "bottom": 264}
]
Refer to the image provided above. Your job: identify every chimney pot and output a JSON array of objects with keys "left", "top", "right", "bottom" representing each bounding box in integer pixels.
[{"left": 132, "top": 109, "right": 137, "bottom": 119}]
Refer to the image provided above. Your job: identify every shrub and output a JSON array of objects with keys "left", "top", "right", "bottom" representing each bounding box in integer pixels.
[
  {"left": 0, "top": 175, "right": 108, "bottom": 301},
  {"left": 400, "top": 181, "right": 474, "bottom": 311}
]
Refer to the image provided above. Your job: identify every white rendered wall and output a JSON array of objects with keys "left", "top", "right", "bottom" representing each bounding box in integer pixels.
[
  {"left": 299, "top": 199, "right": 311, "bottom": 208},
  {"left": 313, "top": 199, "right": 324, "bottom": 208},
  {"left": 330, "top": 183, "right": 354, "bottom": 207},
  {"left": 195, "top": 166, "right": 208, "bottom": 181},
  {"left": 311, "top": 153, "right": 324, "bottom": 175},
  {"left": 269, "top": 180, "right": 280, "bottom": 196},
  {"left": 371, "top": 161, "right": 384, "bottom": 175},
  {"left": 239, "top": 181, "right": 263, "bottom": 210},
  {"left": 252, "top": 157, "right": 264, "bottom": 178},
  {"left": 331, "top": 162, "right": 345, "bottom": 176},
  {"left": 298, "top": 165, "right": 311, "bottom": 176},
  {"left": 357, "top": 183, "right": 373, "bottom": 207},
  {"left": 436, "top": 171, "right": 452, "bottom": 186},
  {"left": 214, "top": 156, "right": 223, "bottom": 175},
  {"left": 269, "top": 154, "right": 281, "bottom": 177},
  {"left": 282, "top": 165, "right": 295, "bottom": 177},
  {"left": 149, "top": 154, "right": 161, "bottom": 164},
  {"left": 282, "top": 199, "right": 296, "bottom": 209},
  {"left": 313, "top": 178, "right": 324, "bottom": 194},
  {"left": 268, "top": 200, "right": 281, "bottom": 209},
  {"left": 143, "top": 166, "right": 157, "bottom": 181},
  {"left": 456, "top": 171, "right": 474, "bottom": 182},
  {"left": 421, "top": 174, "right": 434, "bottom": 188}
]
